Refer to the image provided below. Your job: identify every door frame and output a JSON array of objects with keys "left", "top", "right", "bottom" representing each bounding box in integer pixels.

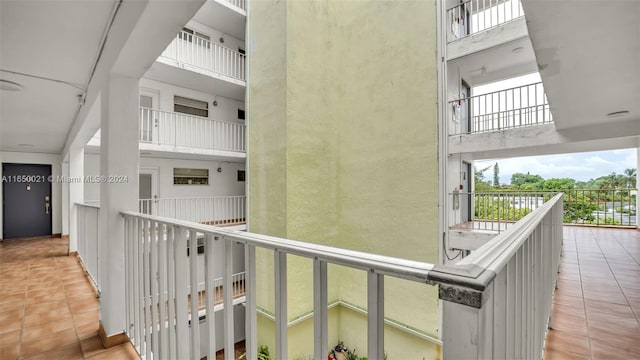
[
  {"left": 139, "top": 167, "right": 160, "bottom": 213},
  {"left": 2, "top": 163, "right": 53, "bottom": 239},
  {"left": 140, "top": 88, "right": 160, "bottom": 142}
]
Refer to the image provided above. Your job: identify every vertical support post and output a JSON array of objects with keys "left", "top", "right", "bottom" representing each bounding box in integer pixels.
[
  {"left": 223, "top": 238, "right": 234, "bottom": 360},
  {"left": 441, "top": 286, "right": 492, "bottom": 359},
  {"left": 274, "top": 251, "right": 288, "bottom": 360},
  {"left": 175, "top": 227, "right": 189, "bottom": 359},
  {"left": 367, "top": 271, "right": 384, "bottom": 360},
  {"left": 313, "top": 259, "right": 328, "bottom": 360},
  {"left": 98, "top": 76, "right": 139, "bottom": 337},
  {"left": 205, "top": 234, "right": 216, "bottom": 358},
  {"left": 244, "top": 244, "right": 257, "bottom": 360},
  {"left": 188, "top": 230, "right": 201, "bottom": 359},
  {"left": 68, "top": 147, "right": 84, "bottom": 252}
]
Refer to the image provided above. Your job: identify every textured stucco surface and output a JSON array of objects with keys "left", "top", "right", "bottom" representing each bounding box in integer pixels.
[{"left": 248, "top": 0, "right": 439, "bottom": 357}]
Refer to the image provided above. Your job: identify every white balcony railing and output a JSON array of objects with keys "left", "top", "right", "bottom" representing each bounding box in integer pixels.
[
  {"left": 76, "top": 203, "right": 100, "bottom": 290},
  {"left": 224, "top": 0, "right": 246, "bottom": 11},
  {"left": 160, "top": 30, "right": 246, "bottom": 82},
  {"left": 121, "top": 193, "right": 563, "bottom": 359},
  {"left": 452, "top": 189, "right": 638, "bottom": 231},
  {"left": 139, "top": 107, "right": 246, "bottom": 152},
  {"left": 450, "top": 82, "right": 552, "bottom": 135},
  {"left": 139, "top": 196, "right": 246, "bottom": 226},
  {"left": 447, "top": 0, "right": 524, "bottom": 42}
]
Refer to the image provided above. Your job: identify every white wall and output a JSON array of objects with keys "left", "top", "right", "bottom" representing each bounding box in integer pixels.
[
  {"left": 140, "top": 78, "right": 245, "bottom": 124},
  {"left": 84, "top": 153, "right": 245, "bottom": 201},
  {"left": 0, "top": 151, "right": 63, "bottom": 238}
]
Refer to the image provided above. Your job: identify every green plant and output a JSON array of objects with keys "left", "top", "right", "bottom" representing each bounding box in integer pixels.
[{"left": 239, "top": 345, "right": 271, "bottom": 360}]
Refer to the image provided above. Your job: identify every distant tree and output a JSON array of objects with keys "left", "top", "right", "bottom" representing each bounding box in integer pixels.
[
  {"left": 542, "top": 178, "right": 576, "bottom": 190},
  {"left": 493, "top": 163, "right": 500, "bottom": 187},
  {"left": 474, "top": 165, "right": 493, "bottom": 190},
  {"left": 511, "top": 172, "right": 544, "bottom": 188}
]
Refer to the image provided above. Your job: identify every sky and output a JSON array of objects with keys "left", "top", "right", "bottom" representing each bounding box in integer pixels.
[{"left": 475, "top": 148, "right": 638, "bottom": 185}]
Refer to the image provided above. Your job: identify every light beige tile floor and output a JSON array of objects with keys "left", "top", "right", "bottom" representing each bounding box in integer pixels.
[
  {"left": 0, "top": 236, "right": 138, "bottom": 360},
  {"left": 544, "top": 226, "right": 640, "bottom": 360}
]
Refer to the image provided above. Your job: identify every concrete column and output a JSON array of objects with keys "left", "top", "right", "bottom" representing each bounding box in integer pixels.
[
  {"left": 98, "top": 75, "right": 139, "bottom": 337},
  {"left": 61, "top": 161, "right": 69, "bottom": 238},
  {"left": 68, "top": 148, "right": 84, "bottom": 252}
]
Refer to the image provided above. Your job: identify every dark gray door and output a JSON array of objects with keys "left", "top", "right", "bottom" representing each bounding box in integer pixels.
[
  {"left": 461, "top": 162, "right": 472, "bottom": 223},
  {"left": 460, "top": 80, "right": 471, "bottom": 133},
  {"left": 2, "top": 163, "right": 52, "bottom": 239}
]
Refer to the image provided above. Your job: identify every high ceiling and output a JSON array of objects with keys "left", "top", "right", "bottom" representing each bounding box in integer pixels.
[
  {"left": 0, "top": 0, "right": 118, "bottom": 154},
  {"left": 523, "top": 0, "right": 640, "bottom": 133}
]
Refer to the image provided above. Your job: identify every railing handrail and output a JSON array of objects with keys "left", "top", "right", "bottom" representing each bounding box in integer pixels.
[
  {"left": 430, "top": 193, "right": 563, "bottom": 289},
  {"left": 140, "top": 107, "right": 245, "bottom": 126},
  {"left": 449, "top": 81, "right": 544, "bottom": 104},
  {"left": 461, "top": 188, "right": 637, "bottom": 194},
  {"left": 139, "top": 195, "right": 246, "bottom": 202},
  {"left": 77, "top": 202, "right": 100, "bottom": 209},
  {"left": 121, "top": 210, "right": 435, "bottom": 283},
  {"left": 472, "top": 103, "right": 549, "bottom": 117},
  {"left": 176, "top": 30, "right": 244, "bottom": 56}
]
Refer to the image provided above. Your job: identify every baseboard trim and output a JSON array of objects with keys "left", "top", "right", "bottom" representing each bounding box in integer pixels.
[
  {"left": 61, "top": 234, "right": 70, "bottom": 240},
  {"left": 98, "top": 322, "right": 130, "bottom": 348}
]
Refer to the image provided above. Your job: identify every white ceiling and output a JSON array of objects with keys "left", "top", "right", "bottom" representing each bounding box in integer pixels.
[
  {"left": 523, "top": 0, "right": 640, "bottom": 131},
  {"left": 192, "top": 0, "right": 245, "bottom": 41},
  {"left": 452, "top": 36, "right": 538, "bottom": 87},
  {"left": 0, "top": 0, "right": 117, "bottom": 153}
]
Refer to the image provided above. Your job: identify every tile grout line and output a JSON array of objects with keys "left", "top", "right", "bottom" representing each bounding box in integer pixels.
[
  {"left": 576, "top": 228, "right": 593, "bottom": 360},
  {"left": 607, "top": 229, "right": 640, "bottom": 327},
  {"left": 57, "top": 255, "right": 88, "bottom": 360}
]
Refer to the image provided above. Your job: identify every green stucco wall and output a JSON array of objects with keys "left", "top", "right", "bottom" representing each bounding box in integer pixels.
[{"left": 248, "top": 0, "right": 439, "bottom": 357}]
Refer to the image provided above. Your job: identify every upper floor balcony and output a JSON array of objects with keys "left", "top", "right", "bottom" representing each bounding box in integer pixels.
[
  {"left": 447, "top": 0, "right": 524, "bottom": 43},
  {"left": 139, "top": 107, "right": 246, "bottom": 157},
  {"left": 145, "top": 31, "right": 246, "bottom": 101},
  {"left": 158, "top": 30, "right": 246, "bottom": 83},
  {"left": 446, "top": 0, "right": 529, "bottom": 61},
  {"left": 449, "top": 81, "right": 552, "bottom": 136}
]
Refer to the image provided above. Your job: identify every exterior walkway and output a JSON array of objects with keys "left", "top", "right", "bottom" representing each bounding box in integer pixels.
[
  {"left": 544, "top": 226, "right": 640, "bottom": 360},
  {"left": 0, "top": 236, "right": 138, "bottom": 360}
]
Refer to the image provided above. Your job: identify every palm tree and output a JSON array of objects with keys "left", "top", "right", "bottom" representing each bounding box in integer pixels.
[{"left": 624, "top": 168, "right": 637, "bottom": 189}]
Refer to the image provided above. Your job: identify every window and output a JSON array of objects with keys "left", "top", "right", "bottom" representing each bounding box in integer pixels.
[
  {"left": 179, "top": 27, "right": 211, "bottom": 44},
  {"left": 173, "top": 168, "right": 209, "bottom": 185},
  {"left": 237, "top": 109, "right": 245, "bottom": 120},
  {"left": 237, "top": 170, "right": 245, "bottom": 182},
  {"left": 174, "top": 95, "right": 208, "bottom": 118}
]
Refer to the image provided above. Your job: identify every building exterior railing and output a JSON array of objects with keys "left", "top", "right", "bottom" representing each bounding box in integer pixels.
[
  {"left": 76, "top": 203, "right": 100, "bottom": 290},
  {"left": 121, "top": 193, "right": 563, "bottom": 359},
  {"left": 453, "top": 189, "right": 637, "bottom": 231},
  {"left": 160, "top": 30, "right": 246, "bottom": 81},
  {"left": 450, "top": 82, "right": 552, "bottom": 135},
  {"left": 139, "top": 196, "right": 246, "bottom": 226},
  {"left": 433, "top": 193, "right": 563, "bottom": 359},
  {"left": 447, "top": 0, "right": 524, "bottom": 42},
  {"left": 139, "top": 107, "right": 246, "bottom": 152},
  {"left": 223, "top": 0, "right": 246, "bottom": 11}
]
